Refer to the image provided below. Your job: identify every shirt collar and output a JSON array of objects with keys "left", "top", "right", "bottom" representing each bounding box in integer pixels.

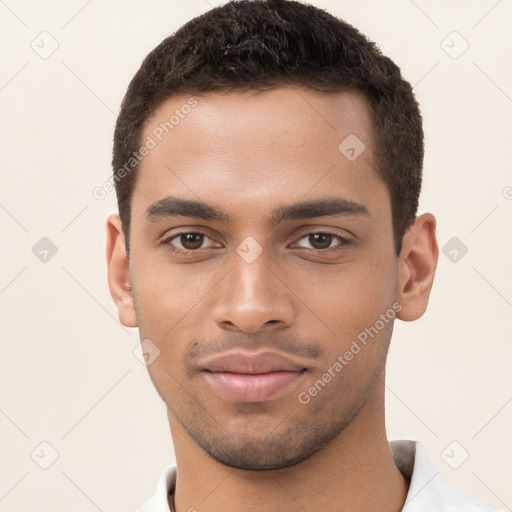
[
  {"left": 390, "top": 440, "right": 496, "bottom": 511},
  {"left": 137, "top": 440, "right": 497, "bottom": 511}
]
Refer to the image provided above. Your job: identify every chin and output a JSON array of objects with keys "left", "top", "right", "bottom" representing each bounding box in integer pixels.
[
  {"left": 189, "top": 421, "right": 344, "bottom": 471},
  {"left": 203, "top": 442, "right": 313, "bottom": 471}
]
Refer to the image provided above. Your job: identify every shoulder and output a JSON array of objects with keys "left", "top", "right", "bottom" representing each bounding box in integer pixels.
[
  {"left": 390, "top": 440, "right": 499, "bottom": 512},
  {"left": 136, "top": 465, "right": 176, "bottom": 512}
]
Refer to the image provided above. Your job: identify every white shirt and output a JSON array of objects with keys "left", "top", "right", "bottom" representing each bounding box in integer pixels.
[{"left": 137, "top": 440, "right": 498, "bottom": 512}]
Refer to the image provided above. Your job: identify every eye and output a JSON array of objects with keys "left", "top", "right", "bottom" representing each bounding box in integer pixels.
[
  {"left": 163, "top": 232, "right": 220, "bottom": 252},
  {"left": 162, "top": 230, "right": 351, "bottom": 255},
  {"left": 293, "top": 232, "right": 351, "bottom": 251}
]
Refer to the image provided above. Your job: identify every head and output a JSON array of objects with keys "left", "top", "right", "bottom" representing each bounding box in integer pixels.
[{"left": 107, "top": 0, "right": 438, "bottom": 470}]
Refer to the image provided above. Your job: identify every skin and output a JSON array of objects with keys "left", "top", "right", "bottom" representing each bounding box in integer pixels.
[{"left": 107, "top": 87, "right": 439, "bottom": 512}]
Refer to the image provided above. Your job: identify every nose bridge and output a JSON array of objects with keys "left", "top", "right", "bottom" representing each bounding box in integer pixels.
[
  {"left": 212, "top": 243, "right": 295, "bottom": 332},
  {"left": 232, "top": 250, "right": 273, "bottom": 303}
]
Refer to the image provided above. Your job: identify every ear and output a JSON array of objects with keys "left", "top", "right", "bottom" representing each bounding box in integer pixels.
[
  {"left": 396, "top": 213, "right": 439, "bottom": 322},
  {"left": 106, "top": 214, "right": 137, "bottom": 328}
]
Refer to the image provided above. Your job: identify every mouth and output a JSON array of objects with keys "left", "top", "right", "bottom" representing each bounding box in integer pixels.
[{"left": 200, "top": 351, "right": 308, "bottom": 403}]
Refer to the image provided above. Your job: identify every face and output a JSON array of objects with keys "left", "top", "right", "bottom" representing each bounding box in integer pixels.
[{"left": 119, "top": 88, "right": 402, "bottom": 469}]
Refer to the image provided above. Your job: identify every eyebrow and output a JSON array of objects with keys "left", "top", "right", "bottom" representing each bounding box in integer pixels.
[{"left": 144, "top": 195, "right": 370, "bottom": 225}]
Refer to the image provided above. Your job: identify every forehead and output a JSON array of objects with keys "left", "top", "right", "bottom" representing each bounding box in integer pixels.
[
  {"left": 142, "top": 87, "right": 374, "bottom": 158},
  {"left": 131, "top": 87, "right": 388, "bottom": 224}
]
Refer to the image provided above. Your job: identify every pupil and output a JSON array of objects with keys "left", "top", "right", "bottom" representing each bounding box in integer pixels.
[
  {"left": 182, "top": 233, "right": 204, "bottom": 250},
  {"left": 310, "top": 233, "right": 332, "bottom": 250}
]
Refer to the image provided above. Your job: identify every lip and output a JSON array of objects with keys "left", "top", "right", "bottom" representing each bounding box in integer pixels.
[{"left": 200, "top": 351, "right": 307, "bottom": 403}]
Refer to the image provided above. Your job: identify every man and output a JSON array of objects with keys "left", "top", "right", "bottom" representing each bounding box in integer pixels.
[{"left": 106, "top": 1, "right": 497, "bottom": 510}]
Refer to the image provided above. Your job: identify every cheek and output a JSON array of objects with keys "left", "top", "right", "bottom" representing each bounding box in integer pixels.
[
  {"left": 289, "top": 253, "right": 397, "bottom": 342},
  {"left": 131, "top": 261, "right": 224, "bottom": 380},
  {"left": 131, "top": 257, "right": 210, "bottom": 328}
]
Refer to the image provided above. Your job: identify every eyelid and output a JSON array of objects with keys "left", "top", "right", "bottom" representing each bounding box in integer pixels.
[
  {"left": 290, "top": 230, "right": 352, "bottom": 250},
  {"left": 162, "top": 230, "right": 220, "bottom": 252},
  {"left": 160, "top": 225, "right": 217, "bottom": 242}
]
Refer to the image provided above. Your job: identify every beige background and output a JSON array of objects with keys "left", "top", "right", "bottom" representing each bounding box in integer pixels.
[{"left": 1, "top": 0, "right": 511, "bottom": 510}]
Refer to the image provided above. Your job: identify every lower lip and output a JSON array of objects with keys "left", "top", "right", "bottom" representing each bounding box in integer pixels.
[{"left": 203, "top": 370, "right": 305, "bottom": 402}]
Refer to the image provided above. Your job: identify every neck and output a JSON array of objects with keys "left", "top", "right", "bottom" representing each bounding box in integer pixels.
[{"left": 168, "top": 383, "right": 408, "bottom": 512}]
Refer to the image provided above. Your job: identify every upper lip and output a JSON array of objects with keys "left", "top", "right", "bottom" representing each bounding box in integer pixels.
[{"left": 201, "top": 351, "right": 307, "bottom": 374}]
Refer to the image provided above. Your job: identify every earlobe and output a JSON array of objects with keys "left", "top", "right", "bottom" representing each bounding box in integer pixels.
[
  {"left": 396, "top": 213, "right": 439, "bottom": 322},
  {"left": 106, "top": 214, "right": 138, "bottom": 328}
]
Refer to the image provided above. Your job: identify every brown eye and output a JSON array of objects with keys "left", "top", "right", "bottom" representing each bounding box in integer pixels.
[
  {"left": 308, "top": 233, "right": 333, "bottom": 250},
  {"left": 293, "top": 231, "right": 351, "bottom": 252},
  {"left": 179, "top": 233, "right": 205, "bottom": 250},
  {"left": 164, "top": 232, "right": 213, "bottom": 251}
]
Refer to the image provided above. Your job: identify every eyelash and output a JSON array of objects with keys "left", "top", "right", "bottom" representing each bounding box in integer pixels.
[{"left": 161, "top": 230, "right": 352, "bottom": 255}]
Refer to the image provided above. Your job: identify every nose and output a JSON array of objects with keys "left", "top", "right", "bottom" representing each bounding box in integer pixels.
[{"left": 212, "top": 250, "right": 295, "bottom": 334}]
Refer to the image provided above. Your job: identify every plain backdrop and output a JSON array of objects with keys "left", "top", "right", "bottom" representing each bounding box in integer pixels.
[{"left": 1, "top": 1, "right": 511, "bottom": 511}]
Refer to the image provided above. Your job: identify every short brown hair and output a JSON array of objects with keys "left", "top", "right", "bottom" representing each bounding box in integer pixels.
[{"left": 113, "top": 0, "right": 423, "bottom": 257}]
